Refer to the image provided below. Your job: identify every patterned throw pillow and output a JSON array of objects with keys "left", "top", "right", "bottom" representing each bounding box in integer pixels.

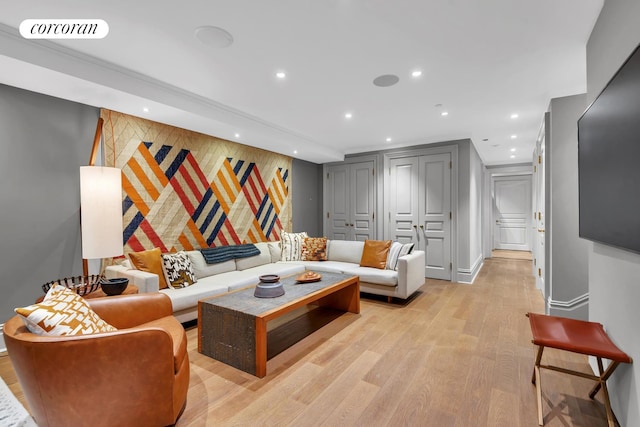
[
  {"left": 15, "top": 284, "right": 117, "bottom": 336},
  {"left": 161, "top": 251, "right": 197, "bottom": 289},
  {"left": 302, "top": 237, "right": 328, "bottom": 261},
  {"left": 280, "top": 231, "right": 308, "bottom": 261}
]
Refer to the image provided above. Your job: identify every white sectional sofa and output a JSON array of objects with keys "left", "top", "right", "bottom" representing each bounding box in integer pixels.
[{"left": 105, "top": 240, "right": 425, "bottom": 323}]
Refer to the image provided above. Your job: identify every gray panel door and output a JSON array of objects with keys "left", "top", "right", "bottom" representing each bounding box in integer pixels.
[
  {"left": 388, "top": 157, "right": 419, "bottom": 245},
  {"left": 350, "top": 162, "right": 375, "bottom": 241},
  {"left": 327, "top": 164, "right": 349, "bottom": 240},
  {"left": 419, "top": 153, "right": 451, "bottom": 280},
  {"left": 326, "top": 161, "right": 375, "bottom": 240}
]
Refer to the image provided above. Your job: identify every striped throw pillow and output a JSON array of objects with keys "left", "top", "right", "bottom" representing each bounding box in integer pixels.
[{"left": 280, "top": 231, "right": 308, "bottom": 261}]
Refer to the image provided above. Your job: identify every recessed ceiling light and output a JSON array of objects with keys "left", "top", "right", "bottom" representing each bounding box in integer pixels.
[
  {"left": 510, "top": 148, "right": 516, "bottom": 152},
  {"left": 276, "top": 71, "right": 286, "bottom": 79},
  {"left": 386, "top": 137, "right": 392, "bottom": 142},
  {"left": 373, "top": 74, "right": 400, "bottom": 87},
  {"left": 441, "top": 111, "right": 449, "bottom": 116},
  {"left": 511, "top": 134, "right": 517, "bottom": 139},
  {"left": 510, "top": 155, "right": 516, "bottom": 159},
  {"left": 142, "top": 107, "right": 149, "bottom": 113},
  {"left": 293, "top": 150, "right": 298, "bottom": 154},
  {"left": 234, "top": 133, "right": 240, "bottom": 138},
  {"left": 510, "top": 113, "right": 519, "bottom": 119},
  {"left": 411, "top": 70, "right": 422, "bottom": 77},
  {"left": 194, "top": 26, "right": 234, "bottom": 48},
  {"left": 344, "top": 112, "right": 353, "bottom": 119}
]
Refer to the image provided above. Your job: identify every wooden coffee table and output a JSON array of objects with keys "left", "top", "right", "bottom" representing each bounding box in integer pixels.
[{"left": 198, "top": 272, "right": 359, "bottom": 377}]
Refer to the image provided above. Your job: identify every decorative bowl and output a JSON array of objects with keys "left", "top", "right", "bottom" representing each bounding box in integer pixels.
[
  {"left": 100, "top": 278, "right": 129, "bottom": 296},
  {"left": 42, "top": 275, "right": 103, "bottom": 296},
  {"left": 254, "top": 275, "right": 284, "bottom": 298}
]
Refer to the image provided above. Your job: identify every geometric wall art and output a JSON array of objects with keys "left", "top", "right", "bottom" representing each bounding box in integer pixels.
[{"left": 101, "top": 109, "right": 292, "bottom": 255}]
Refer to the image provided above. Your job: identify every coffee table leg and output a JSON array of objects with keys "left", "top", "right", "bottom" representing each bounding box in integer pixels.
[{"left": 255, "top": 317, "right": 268, "bottom": 378}]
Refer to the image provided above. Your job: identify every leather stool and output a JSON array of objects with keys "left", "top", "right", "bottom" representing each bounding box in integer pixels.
[{"left": 526, "top": 312, "right": 632, "bottom": 426}]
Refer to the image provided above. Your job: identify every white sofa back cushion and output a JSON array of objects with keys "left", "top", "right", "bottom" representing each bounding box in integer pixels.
[
  {"left": 187, "top": 250, "right": 236, "bottom": 279},
  {"left": 235, "top": 242, "right": 272, "bottom": 271},
  {"left": 267, "top": 242, "right": 281, "bottom": 263},
  {"left": 327, "top": 240, "right": 365, "bottom": 264}
]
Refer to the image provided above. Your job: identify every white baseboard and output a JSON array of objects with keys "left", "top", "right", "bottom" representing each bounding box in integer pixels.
[
  {"left": 457, "top": 255, "right": 484, "bottom": 284},
  {"left": 547, "top": 293, "right": 589, "bottom": 320}
]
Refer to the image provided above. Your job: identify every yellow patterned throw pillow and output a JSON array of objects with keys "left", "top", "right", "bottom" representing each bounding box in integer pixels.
[
  {"left": 15, "top": 284, "right": 117, "bottom": 336},
  {"left": 302, "top": 237, "right": 328, "bottom": 261}
]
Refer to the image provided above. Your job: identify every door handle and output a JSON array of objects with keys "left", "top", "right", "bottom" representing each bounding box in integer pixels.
[{"left": 419, "top": 225, "right": 424, "bottom": 229}]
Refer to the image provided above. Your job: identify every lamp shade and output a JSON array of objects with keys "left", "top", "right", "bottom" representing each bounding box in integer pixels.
[{"left": 80, "top": 166, "right": 123, "bottom": 259}]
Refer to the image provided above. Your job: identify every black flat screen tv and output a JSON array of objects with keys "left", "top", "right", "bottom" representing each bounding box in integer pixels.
[{"left": 578, "top": 43, "right": 640, "bottom": 253}]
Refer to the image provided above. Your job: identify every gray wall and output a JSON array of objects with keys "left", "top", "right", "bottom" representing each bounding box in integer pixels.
[
  {"left": 291, "top": 158, "right": 322, "bottom": 236},
  {"left": 0, "top": 84, "right": 99, "bottom": 323},
  {"left": 545, "top": 94, "right": 589, "bottom": 320},
  {"left": 586, "top": 1, "right": 640, "bottom": 425}
]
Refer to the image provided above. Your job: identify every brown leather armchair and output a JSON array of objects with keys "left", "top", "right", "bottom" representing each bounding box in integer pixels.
[{"left": 3, "top": 293, "right": 189, "bottom": 427}]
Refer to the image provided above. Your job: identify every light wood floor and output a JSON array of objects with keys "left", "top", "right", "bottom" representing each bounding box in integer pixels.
[
  {"left": 1, "top": 257, "right": 612, "bottom": 426},
  {"left": 491, "top": 249, "right": 533, "bottom": 261}
]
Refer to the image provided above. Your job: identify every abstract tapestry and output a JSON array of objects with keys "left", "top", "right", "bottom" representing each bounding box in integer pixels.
[{"left": 101, "top": 109, "right": 292, "bottom": 255}]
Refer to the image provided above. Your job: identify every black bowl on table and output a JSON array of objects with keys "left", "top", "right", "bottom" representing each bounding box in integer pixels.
[{"left": 100, "top": 278, "right": 129, "bottom": 296}]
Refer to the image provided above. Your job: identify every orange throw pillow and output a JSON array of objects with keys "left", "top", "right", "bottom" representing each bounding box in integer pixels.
[
  {"left": 359, "top": 240, "right": 392, "bottom": 269},
  {"left": 129, "top": 247, "right": 168, "bottom": 289}
]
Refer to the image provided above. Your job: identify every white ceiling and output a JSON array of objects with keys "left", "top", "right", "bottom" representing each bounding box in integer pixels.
[{"left": 0, "top": 0, "right": 603, "bottom": 165}]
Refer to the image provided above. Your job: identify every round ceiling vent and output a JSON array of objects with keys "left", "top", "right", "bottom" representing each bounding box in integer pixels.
[
  {"left": 373, "top": 74, "right": 400, "bottom": 87},
  {"left": 195, "top": 26, "right": 234, "bottom": 48}
]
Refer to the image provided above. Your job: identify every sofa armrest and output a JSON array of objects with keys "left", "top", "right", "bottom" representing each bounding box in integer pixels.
[
  {"left": 396, "top": 250, "right": 425, "bottom": 298},
  {"left": 105, "top": 265, "right": 160, "bottom": 293}
]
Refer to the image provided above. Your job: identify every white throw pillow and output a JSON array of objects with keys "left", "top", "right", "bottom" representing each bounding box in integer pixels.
[
  {"left": 280, "top": 231, "right": 308, "bottom": 261},
  {"left": 386, "top": 242, "right": 403, "bottom": 270}
]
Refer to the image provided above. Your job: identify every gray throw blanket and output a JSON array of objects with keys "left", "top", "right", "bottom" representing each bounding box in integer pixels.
[{"left": 200, "top": 244, "right": 261, "bottom": 264}]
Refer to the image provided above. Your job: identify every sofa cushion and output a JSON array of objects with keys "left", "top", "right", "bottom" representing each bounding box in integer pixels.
[
  {"left": 161, "top": 251, "right": 197, "bottom": 288},
  {"left": 15, "top": 284, "right": 117, "bottom": 336},
  {"left": 187, "top": 250, "right": 236, "bottom": 279},
  {"left": 341, "top": 266, "right": 398, "bottom": 287},
  {"left": 360, "top": 240, "right": 391, "bottom": 269},
  {"left": 327, "top": 240, "right": 364, "bottom": 264},
  {"left": 236, "top": 242, "right": 272, "bottom": 270},
  {"left": 129, "top": 248, "right": 169, "bottom": 289},
  {"left": 280, "top": 231, "right": 308, "bottom": 261},
  {"left": 302, "top": 237, "right": 327, "bottom": 261},
  {"left": 160, "top": 278, "right": 230, "bottom": 312},
  {"left": 278, "top": 260, "right": 356, "bottom": 274}
]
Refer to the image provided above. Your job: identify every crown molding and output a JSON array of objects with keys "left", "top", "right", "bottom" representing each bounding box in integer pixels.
[{"left": 0, "top": 23, "right": 343, "bottom": 163}]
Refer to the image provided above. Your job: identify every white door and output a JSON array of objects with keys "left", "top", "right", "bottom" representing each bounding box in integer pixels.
[
  {"left": 419, "top": 153, "right": 451, "bottom": 280},
  {"left": 326, "top": 164, "right": 349, "bottom": 240},
  {"left": 493, "top": 176, "right": 532, "bottom": 251},
  {"left": 326, "top": 161, "right": 375, "bottom": 241},
  {"left": 388, "top": 157, "right": 419, "bottom": 245},
  {"left": 350, "top": 162, "right": 375, "bottom": 241},
  {"left": 388, "top": 154, "right": 451, "bottom": 280}
]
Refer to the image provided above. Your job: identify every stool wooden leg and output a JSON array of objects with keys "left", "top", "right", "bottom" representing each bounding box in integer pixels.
[
  {"left": 593, "top": 358, "right": 618, "bottom": 427},
  {"left": 532, "top": 345, "right": 545, "bottom": 425}
]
